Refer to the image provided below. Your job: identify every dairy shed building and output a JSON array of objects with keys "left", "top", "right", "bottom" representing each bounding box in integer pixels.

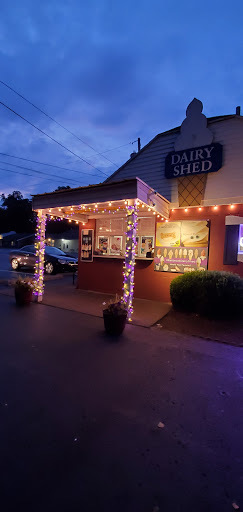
[{"left": 32, "top": 98, "right": 243, "bottom": 318}]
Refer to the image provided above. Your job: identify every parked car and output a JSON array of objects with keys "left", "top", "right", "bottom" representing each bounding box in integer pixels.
[{"left": 9, "top": 245, "right": 78, "bottom": 275}]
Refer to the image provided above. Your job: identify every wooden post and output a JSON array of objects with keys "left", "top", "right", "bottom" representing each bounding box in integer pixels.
[
  {"left": 34, "top": 210, "right": 46, "bottom": 303},
  {"left": 123, "top": 202, "right": 138, "bottom": 321}
]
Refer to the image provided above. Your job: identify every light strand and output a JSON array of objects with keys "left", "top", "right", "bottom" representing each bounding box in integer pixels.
[
  {"left": 34, "top": 211, "right": 46, "bottom": 299},
  {"left": 122, "top": 203, "right": 138, "bottom": 322}
]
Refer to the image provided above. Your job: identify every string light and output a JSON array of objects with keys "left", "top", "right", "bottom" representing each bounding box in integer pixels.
[
  {"left": 122, "top": 202, "right": 138, "bottom": 322},
  {"left": 34, "top": 210, "right": 46, "bottom": 300},
  {"left": 230, "top": 204, "right": 235, "bottom": 209},
  {"left": 213, "top": 206, "right": 218, "bottom": 210},
  {"left": 184, "top": 208, "right": 188, "bottom": 212},
  {"left": 198, "top": 207, "right": 202, "bottom": 211}
]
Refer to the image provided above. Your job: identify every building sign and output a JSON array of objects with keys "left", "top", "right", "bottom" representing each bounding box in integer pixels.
[
  {"left": 154, "top": 220, "right": 209, "bottom": 273},
  {"left": 81, "top": 229, "right": 93, "bottom": 262},
  {"left": 165, "top": 143, "right": 223, "bottom": 179}
]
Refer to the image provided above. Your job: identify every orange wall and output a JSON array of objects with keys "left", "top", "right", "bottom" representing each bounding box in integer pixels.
[{"left": 77, "top": 205, "right": 243, "bottom": 302}]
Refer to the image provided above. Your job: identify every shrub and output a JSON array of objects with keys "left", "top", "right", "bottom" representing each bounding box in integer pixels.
[{"left": 170, "top": 271, "right": 243, "bottom": 319}]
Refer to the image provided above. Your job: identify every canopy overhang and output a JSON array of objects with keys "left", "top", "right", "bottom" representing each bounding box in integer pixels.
[{"left": 32, "top": 177, "right": 170, "bottom": 221}]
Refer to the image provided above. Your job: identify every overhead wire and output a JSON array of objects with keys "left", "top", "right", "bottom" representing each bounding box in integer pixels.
[
  {"left": 0, "top": 160, "right": 89, "bottom": 186},
  {"left": 0, "top": 79, "right": 119, "bottom": 167},
  {"left": 0, "top": 152, "right": 104, "bottom": 178},
  {"left": 86, "top": 140, "right": 138, "bottom": 157},
  {"left": 0, "top": 100, "right": 109, "bottom": 178},
  {"left": 0, "top": 165, "right": 83, "bottom": 185}
]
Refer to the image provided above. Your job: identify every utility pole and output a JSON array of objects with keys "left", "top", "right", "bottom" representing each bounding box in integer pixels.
[{"left": 138, "top": 137, "right": 141, "bottom": 152}]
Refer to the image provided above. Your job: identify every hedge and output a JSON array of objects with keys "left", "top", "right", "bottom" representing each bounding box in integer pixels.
[{"left": 170, "top": 270, "right": 243, "bottom": 319}]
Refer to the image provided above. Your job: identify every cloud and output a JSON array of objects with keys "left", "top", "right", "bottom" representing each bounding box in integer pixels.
[{"left": 0, "top": 0, "right": 242, "bottom": 197}]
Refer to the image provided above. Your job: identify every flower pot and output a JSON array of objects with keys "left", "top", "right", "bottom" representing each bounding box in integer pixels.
[
  {"left": 15, "top": 287, "right": 33, "bottom": 306},
  {"left": 103, "top": 310, "right": 127, "bottom": 336}
]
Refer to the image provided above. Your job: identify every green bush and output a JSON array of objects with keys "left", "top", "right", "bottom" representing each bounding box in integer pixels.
[{"left": 170, "top": 271, "right": 243, "bottom": 319}]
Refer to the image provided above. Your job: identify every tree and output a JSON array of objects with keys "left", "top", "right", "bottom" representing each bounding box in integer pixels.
[
  {"left": 54, "top": 186, "right": 71, "bottom": 191},
  {"left": 0, "top": 191, "right": 35, "bottom": 233}
]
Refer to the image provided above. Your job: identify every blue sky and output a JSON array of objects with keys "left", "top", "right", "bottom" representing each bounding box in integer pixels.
[{"left": 0, "top": 0, "right": 242, "bottom": 198}]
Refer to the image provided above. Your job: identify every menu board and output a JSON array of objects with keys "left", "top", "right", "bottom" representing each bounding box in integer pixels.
[
  {"left": 98, "top": 236, "right": 109, "bottom": 254},
  {"left": 154, "top": 220, "right": 209, "bottom": 273},
  {"left": 110, "top": 236, "right": 123, "bottom": 255},
  {"left": 140, "top": 236, "right": 154, "bottom": 257},
  {"left": 135, "top": 236, "right": 139, "bottom": 256},
  {"left": 238, "top": 224, "right": 243, "bottom": 253},
  {"left": 81, "top": 229, "right": 94, "bottom": 262}
]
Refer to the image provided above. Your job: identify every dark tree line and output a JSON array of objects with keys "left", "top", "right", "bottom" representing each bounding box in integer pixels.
[
  {"left": 0, "top": 187, "right": 74, "bottom": 234},
  {"left": 0, "top": 191, "right": 35, "bottom": 233}
]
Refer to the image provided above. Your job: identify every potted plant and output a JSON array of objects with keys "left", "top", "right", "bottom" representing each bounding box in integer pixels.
[
  {"left": 103, "top": 295, "right": 128, "bottom": 335},
  {"left": 14, "top": 277, "right": 35, "bottom": 306}
]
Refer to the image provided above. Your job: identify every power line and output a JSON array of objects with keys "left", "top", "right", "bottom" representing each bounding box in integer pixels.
[
  {"left": 0, "top": 166, "right": 31, "bottom": 178},
  {"left": 0, "top": 100, "right": 109, "bottom": 178},
  {"left": 0, "top": 160, "right": 86, "bottom": 186},
  {"left": 88, "top": 140, "right": 138, "bottom": 156},
  {"left": 0, "top": 165, "right": 83, "bottom": 185},
  {"left": 0, "top": 166, "right": 64, "bottom": 184},
  {"left": 0, "top": 152, "right": 104, "bottom": 178},
  {"left": 0, "top": 79, "right": 119, "bottom": 168}
]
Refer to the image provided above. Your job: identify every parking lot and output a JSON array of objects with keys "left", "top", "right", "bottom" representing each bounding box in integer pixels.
[{"left": 0, "top": 292, "right": 243, "bottom": 511}]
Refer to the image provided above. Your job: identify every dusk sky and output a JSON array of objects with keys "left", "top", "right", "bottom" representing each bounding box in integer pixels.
[{"left": 0, "top": 0, "right": 242, "bottom": 198}]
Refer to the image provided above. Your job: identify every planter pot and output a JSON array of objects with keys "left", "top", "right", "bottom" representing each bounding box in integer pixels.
[
  {"left": 103, "top": 310, "right": 127, "bottom": 336},
  {"left": 15, "top": 287, "right": 33, "bottom": 306}
]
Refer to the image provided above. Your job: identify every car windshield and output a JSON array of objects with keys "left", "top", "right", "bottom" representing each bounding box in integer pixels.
[
  {"left": 45, "top": 246, "right": 66, "bottom": 256},
  {"left": 20, "top": 246, "right": 35, "bottom": 252}
]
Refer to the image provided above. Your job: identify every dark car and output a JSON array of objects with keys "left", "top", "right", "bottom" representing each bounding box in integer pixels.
[{"left": 9, "top": 245, "right": 78, "bottom": 275}]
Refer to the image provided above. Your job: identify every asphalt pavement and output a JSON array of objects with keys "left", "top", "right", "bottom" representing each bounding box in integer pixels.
[{"left": 0, "top": 293, "right": 243, "bottom": 511}]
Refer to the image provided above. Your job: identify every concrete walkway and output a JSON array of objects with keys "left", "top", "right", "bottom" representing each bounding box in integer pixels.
[{"left": 0, "top": 274, "right": 171, "bottom": 327}]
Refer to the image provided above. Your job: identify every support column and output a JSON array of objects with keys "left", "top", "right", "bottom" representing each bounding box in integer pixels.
[
  {"left": 34, "top": 210, "right": 46, "bottom": 302},
  {"left": 123, "top": 202, "right": 138, "bottom": 321}
]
